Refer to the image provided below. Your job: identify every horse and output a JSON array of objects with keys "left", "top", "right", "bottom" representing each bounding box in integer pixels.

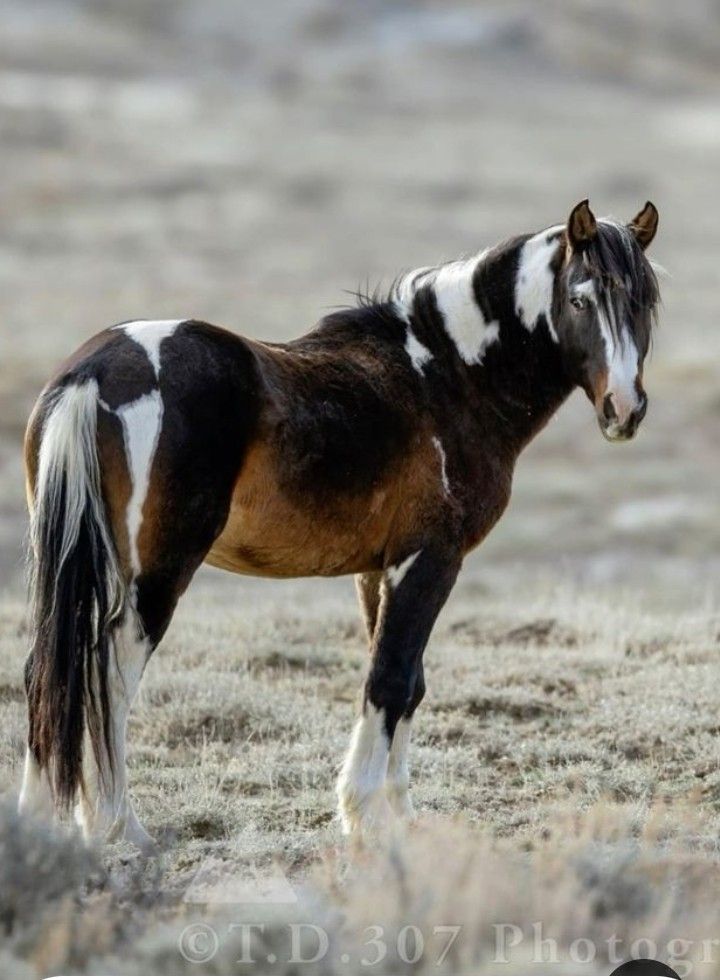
[{"left": 18, "top": 199, "right": 659, "bottom": 849}]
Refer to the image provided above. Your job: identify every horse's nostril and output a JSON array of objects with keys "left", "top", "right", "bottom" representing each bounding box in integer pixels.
[
  {"left": 602, "top": 394, "right": 618, "bottom": 423},
  {"left": 637, "top": 392, "right": 648, "bottom": 420}
]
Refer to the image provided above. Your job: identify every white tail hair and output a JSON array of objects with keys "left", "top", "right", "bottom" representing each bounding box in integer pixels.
[
  {"left": 31, "top": 380, "right": 124, "bottom": 618},
  {"left": 26, "top": 380, "right": 126, "bottom": 807}
]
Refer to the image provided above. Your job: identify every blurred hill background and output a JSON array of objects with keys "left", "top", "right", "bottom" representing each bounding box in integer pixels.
[{"left": 2, "top": 0, "right": 720, "bottom": 605}]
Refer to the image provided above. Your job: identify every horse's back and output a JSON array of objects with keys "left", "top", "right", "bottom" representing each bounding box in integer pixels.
[{"left": 26, "top": 314, "right": 449, "bottom": 585}]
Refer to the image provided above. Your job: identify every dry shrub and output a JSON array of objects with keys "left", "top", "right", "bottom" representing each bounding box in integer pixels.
[
  {"left": 4, "top": 798, "right": 714, "bottom": 976},
  {"left": 292, "top": 802, "right": 720, "bottom": 976}
]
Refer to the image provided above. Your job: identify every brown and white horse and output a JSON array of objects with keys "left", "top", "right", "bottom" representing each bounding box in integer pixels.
[{"left": 19, "top": 200, "right": 659, "bottom": 848}]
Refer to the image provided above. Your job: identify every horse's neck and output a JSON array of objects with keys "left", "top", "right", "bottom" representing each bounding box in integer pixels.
[{"left": 416, "top": 230, "right": 574, "bottom": 451}]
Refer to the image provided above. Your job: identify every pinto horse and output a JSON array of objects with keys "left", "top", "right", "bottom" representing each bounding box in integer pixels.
[{"left": 19, "top": 199, "right": 659, "bottom": 848}]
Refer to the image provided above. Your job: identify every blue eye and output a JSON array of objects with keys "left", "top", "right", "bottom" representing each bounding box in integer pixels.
[{"left": 570, "top": 295, "right": 587, "bottom": 311}]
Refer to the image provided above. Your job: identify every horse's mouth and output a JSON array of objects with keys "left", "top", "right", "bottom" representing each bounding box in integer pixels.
[{"left": 599, "top": 419, "right": 639, "bottom": 442}]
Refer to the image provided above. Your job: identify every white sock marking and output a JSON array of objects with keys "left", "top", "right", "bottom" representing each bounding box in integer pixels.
[
  {"left": 387, "top": 717, "right": 415, "bottom": 819},
  {"left": 337, "top": 704, "right": 390, "bottom": 834},
  {"left": 76, "top": 613, "right": 153, "bottom": 850},
  {"left": 18, "top": 749, "right": 54, "bottom": 819},
  {"left": 515, "top": 227, "right": 563, "bottom": 341},
  {"left": 115, "top": 320, "right": 180, "bottom": 377},
  {"left": 115, "top": 391, "right": 164, "bottom": 575}
]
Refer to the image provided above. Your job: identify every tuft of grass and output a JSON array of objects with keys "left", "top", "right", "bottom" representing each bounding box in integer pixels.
[{"left": 2, "top": 801, "right": 720, "bottom": 975}]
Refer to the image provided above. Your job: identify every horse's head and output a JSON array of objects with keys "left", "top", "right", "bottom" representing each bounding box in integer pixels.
[{"left": 556, "top": 199, "right": 660, "bottom": 441}]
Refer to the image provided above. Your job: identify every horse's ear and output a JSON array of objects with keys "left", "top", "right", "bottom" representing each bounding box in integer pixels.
[
  {"left": 566, "top": 199, "right": 597, "bottom": 251},
  {"left": 628, "top": 200, "right": 658, "bottom": 250}
]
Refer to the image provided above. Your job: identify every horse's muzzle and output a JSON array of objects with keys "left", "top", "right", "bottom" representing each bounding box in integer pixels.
[{"left": 598, "top": 391, "right": 648, "bottom": 442}]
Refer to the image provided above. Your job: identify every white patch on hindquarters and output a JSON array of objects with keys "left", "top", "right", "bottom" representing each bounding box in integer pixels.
[
  {"left": 394, "top": 254, "right": 499, "bottom": 365},
  {"left": 386, "top": 550, "right": 421, "bottom": 589},
  {"left": 115, "top": 391, "right": 164, "bottom": 575},
  {"left": 386, "top": 717, "right": 415, "bottom": 820},
  {"left": 337, "top": 704, "right": 391, "bottom": 835},
  {"left": 515, "top": 228, "right": 563, "bottom": 341},
  {"left": 115, "top": 320, "right": 180, "bottom": 377},
  {"left": 431, "top": 436, "right": 451, "bottom": 496},
  {"left": 404, "top": 327, "right": 433, "bottom": 373}
]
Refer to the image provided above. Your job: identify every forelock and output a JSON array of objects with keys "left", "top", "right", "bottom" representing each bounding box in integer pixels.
[{"left": 583, "top": 220, "right": 660, "bottom": 312}]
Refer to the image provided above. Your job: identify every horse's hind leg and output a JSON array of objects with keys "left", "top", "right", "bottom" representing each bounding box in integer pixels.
[
  {"left": 355, "top": 571, "right": 383, "bottom": 641},
  {"left": 340, "top": 547, "right": 460, "bottom": 834},
  {"left": 18, "top": 751, "right": 53, "bottom": 820},
  {"left": 77, "top": 415, "right": 230, "bottom": 849},
  {"left": 76, "top": 556, "right": 215, "bottom": 849},
  {"left": 75, "top": 603, "right": 155, "bottom": 851}
]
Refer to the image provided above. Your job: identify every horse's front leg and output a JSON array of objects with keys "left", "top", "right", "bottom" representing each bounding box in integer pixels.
[{"left": 338, "top": 545, "right": 461, "bottom": 836}]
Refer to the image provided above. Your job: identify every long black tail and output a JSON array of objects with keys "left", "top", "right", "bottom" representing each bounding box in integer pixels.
[{"left": 25, "top": 380, "right": 125, "bottom": 809}]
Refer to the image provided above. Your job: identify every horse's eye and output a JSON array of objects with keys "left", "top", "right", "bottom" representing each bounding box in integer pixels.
[{"left": 570, "top": 295, "right": 587, "bottom": 311}]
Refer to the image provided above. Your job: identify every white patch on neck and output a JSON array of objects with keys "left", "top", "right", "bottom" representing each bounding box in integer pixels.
[
  {"left": 394, "top": 266, "right": 435, "bottom": 321},
  {"left": 386, "top": 550, "right": 421, "bottom": 589},
  {"left": 433, "top": 256, "right": 499, "bottom": 364},
  {"left": 116, "top": 320, "right": 181, "bottom": 377},
  {"left": 115, "top": 391, "right": 164, "bottom": 575},
  {"left": 515, "top": 228, "right": 562, "bottom": 341},
  {"left": 431, "top": 436, "right": 451, "bottom": 496},
  {"left": 394, "top": 253, "right": 499, "bottom": 365},
  {"left": 404, "top": 327, "right": 433, "bottom": 373}
]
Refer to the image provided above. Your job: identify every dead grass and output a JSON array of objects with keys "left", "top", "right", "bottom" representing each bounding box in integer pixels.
[
  {"left": 2, "top": 795, "right": 720, "bottom": 976},
  {"left": 2, "top": 583, "right": 720, "bottom": 975}
]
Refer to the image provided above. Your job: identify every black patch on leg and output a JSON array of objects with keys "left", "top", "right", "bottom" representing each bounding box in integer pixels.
[{"left": 365, "top": 545, "right": 461, "bottom": 739}]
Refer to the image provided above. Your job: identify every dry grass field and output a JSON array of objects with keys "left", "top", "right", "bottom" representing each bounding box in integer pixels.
[{"left": 2, "top": 1, "right": 720, "bottom": 975}]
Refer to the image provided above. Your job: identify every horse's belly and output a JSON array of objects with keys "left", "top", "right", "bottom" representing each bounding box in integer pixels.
[
  {"left": 206, "top": 501, "right": 388, "bottom": 578},
  {"left": 205, "top": 445, "right": 397, "bottom": 578}
]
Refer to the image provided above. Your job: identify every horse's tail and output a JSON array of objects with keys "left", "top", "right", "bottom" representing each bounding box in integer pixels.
[{"left": 25, "top": 379, "right": 126, "bottom": 809}]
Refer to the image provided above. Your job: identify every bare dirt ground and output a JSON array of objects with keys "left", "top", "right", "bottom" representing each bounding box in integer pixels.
[{"left": 2, "top": 1, "right": 720, "bottom": 975}]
